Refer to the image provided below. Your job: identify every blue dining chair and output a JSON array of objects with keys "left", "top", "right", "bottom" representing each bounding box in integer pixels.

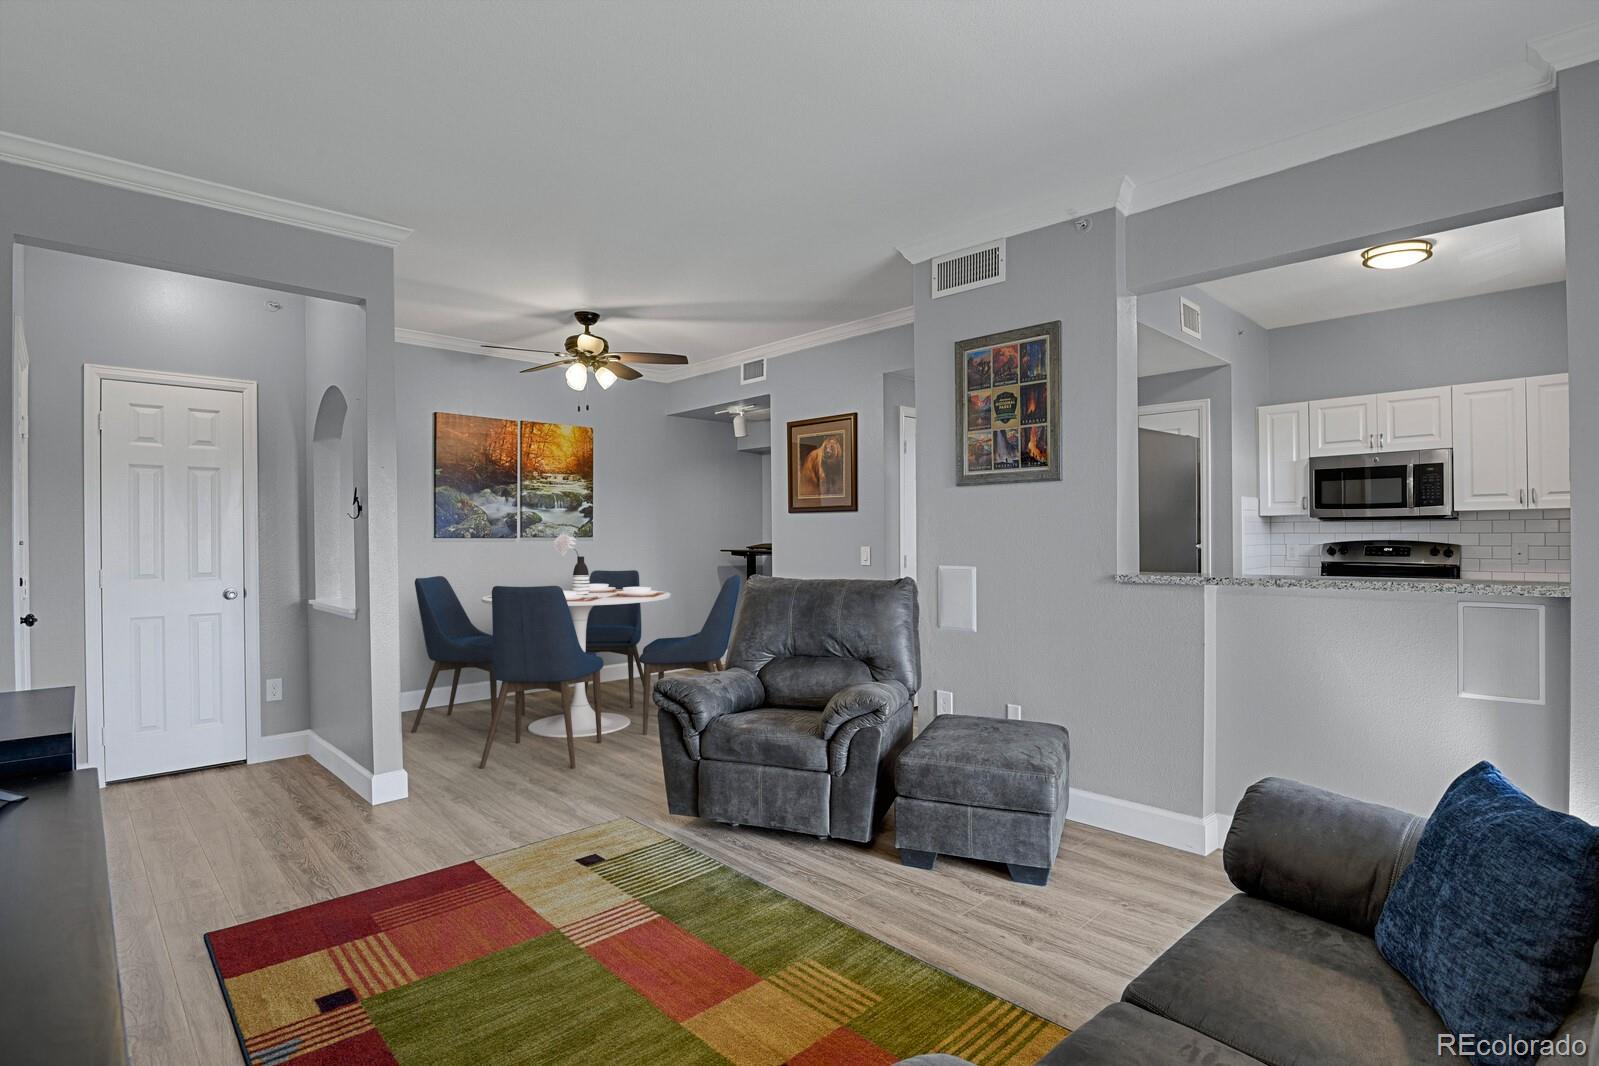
[
  {"left": 586, "top": 569, "right": 643, "bottom": 705},
  {"left": 411, "top": 577, "right": 494, "bottom": 735},
  {"left": 488, "top": 586, "right": 605, "bottom": 769},
  {"left": 639, "top": 575, "right": 742, "bottom": 734}
]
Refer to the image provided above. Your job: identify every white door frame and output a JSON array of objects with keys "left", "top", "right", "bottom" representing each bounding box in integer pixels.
[
  {"left": 898, "top": 406, "right": 916, "bottom": 579},
  {"left": 1138, "top": 398, "right": 1212, "bottom": 577},
  {"left": 12, "top": 309, "right": 31, "bottom": 689},
  {"left": 83, "top": 364, "right": 262, "bottom": 783}
]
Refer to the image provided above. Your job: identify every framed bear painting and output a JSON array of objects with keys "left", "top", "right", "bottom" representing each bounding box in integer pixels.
[
  {"left": 955, "top": 320, "right": 1061, "bottom": 485},
  {"left": 787, "top": 412, "right": 858, "bottom": 513}
]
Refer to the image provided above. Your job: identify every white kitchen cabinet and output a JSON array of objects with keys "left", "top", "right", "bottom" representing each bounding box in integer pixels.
[
  {"left": 1526, "top": 373, "right": 1570, "bottom": 509},
  {"left": 1452, "top": 378, "right": 1527, "bottom": 511},
  {"left": 1258, "top": 402, "right": 1309, "bottom": 516},
  {"left": 1377, "top": 386, "right": 1452, "bottom": 450},
  {"left": 1308, "top": 395, "right": 1378, "bottom": 456}
]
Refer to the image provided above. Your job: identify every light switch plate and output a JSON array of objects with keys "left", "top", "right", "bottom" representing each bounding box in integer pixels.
[
  {"left": 860, "top": 546, "right": 871, "bottom": 566},
  {"left": 1006, "top": 703, "right": 1022, "bottom": 720},
  {"left": 266, "top": 678, "right": 283, "bottom": 702},
  {"left": 935, "top": 690, "right": 954, "bottom": 716}
]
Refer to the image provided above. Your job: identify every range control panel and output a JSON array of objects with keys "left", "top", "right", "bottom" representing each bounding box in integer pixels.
[{"left": 1321, "top": 539, "right": 1461, "bottom": 579}]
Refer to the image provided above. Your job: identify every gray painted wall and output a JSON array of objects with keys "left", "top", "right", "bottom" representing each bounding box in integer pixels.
[
  {"left": 766, "top": 325, "right": 913, "bottom": 578},
  {"left": 1215, "top": 588, "right": 1570, "bottom": 816},
  {"left": 19, "top": 246, "right": 314, "bottom": 749},
  {"left": 1561, "top": 62, "right": 1599, "bottom": 821},
  {"left": 1126, "top": 95, "right": 1564, "bottom": 293},
  {"left": 665, "top": 325, "right": 914, "bottom": 580},
  {"left": 914, "top": 213, "right": 1209, "bottom": 815},
  {"left": 394, "top": 343, "right": 763, "bottom": 694},
  {"left": 1265, "top": 283, "right": 1568, "bottom": 402},
  {"left": 305, "top": 299, "right": 376, "bottom": 763},
  {"left": 0, "top": 159, "right": 400, "bottom": 776}
]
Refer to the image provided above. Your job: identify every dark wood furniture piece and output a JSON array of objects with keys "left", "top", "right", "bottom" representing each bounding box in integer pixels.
[
  {"left": 0, "top": 685, "right": 76, "bottom": 777},
  {"left": 0, "top": 767, "right": 127, "bottom": 1065},
  {"left": 721, "top": 543, "right": 772, "bottom": 578}
]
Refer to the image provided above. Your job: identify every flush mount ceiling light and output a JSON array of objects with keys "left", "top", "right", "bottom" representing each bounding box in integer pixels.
[{"left": 1361, "top": 239, "right": 1434, "bottom": 270}]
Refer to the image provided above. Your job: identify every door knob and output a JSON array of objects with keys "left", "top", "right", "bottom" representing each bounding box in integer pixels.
[
  {"left": 18, "top": 613, "right": 36, "bottom": 627},
  {"left": 222, "top": 588, "right": 240, "bottom": 600}
]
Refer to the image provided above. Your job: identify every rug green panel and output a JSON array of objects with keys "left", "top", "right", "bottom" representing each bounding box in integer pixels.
[
  {"left": 362, "top": 933, "right": 725, "bottom": 1066},
  {"left": 647, "top": 866, "right": 1013, "bottom": 1058}
]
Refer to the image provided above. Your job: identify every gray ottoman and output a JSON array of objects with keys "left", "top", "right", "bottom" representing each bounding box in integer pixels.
[{"left": 893, "top": 715, "right": 1070, "bottom": 886}]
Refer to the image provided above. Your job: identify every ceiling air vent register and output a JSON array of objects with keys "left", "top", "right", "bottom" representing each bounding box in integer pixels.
[
  {"left": 1179, "top": 296, "right": 1203, "bottom": 339},
  {"left": 932, "top": 239, "right": 1006, "bottom": 299}
]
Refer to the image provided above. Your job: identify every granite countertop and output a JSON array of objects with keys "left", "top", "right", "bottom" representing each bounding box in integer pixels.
[{"left": 1115, "top": 572, "right": 1572, "bottom": 598}]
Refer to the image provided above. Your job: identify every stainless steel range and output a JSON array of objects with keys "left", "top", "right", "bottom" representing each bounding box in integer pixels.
[{"left": 1320, "top": 540, "right": 1460, "bottom": 579}]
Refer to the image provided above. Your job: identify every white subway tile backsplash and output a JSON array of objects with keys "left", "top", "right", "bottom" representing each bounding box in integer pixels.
[{"left": 1245, "top": 509, "right": 1572, "bottom": 578}]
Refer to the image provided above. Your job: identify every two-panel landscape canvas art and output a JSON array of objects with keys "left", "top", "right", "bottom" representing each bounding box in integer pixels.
[{"left": 433, "top": 412, "right": 594, "bottom": 539}]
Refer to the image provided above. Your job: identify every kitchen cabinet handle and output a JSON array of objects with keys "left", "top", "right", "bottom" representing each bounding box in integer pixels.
[
  {"left": 1379, "top": 431, "right": 1386, "bottom": 448},
  {"left": 1300, "top": 495, "right": 1307, "bottom": 511},
  {"left": 1519, "top": 488, "right": 1526, "bottom": 505},
  {"left": 1532, "top": 488, "right": 1538, "bottom": 506}
]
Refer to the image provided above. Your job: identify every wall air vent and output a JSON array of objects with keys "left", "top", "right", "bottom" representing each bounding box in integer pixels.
[
  {"left": 1179, "top": 296, "right": 1203, "bottom": 340},
  {"left": 740, "top": 357, "right": 767, "bottom": 385},
  {"left": 931, "top": 239, "right": 1006, "bottom": 299}
]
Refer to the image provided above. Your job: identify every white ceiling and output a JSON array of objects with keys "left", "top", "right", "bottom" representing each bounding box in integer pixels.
[
  {"left": 1, "top": 3, "right": 1595, "bottom": 364},
  {"left": 1198, "top": 208, "right": 1567, "bottom": 330}
]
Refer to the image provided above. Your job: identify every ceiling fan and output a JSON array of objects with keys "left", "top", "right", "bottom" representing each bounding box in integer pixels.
[{"left": 483, "top": 310, "right": 690, "bottom": 390}]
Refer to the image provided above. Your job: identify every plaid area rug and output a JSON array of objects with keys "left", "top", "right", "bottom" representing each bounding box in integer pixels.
[{"left": 205, "top": 818, "right": 1068, "bottom": 1065}]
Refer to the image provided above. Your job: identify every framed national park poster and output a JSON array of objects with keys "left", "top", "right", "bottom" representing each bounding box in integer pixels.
[
  {"left": 956, "top": 320, "right": 1061, "bottom": 485},
  {"left": 787, "top": 412, "right": 858, "bottom": 512}
]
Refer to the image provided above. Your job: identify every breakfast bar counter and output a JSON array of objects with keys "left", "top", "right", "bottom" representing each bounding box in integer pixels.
[{"left": 1116, "top": 572, "right": 1572, "bottom": 597}]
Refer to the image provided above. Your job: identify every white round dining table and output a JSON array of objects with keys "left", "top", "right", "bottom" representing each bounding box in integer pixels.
[{"left": 481, "top": 588, "right": 672, "bottom": 737}]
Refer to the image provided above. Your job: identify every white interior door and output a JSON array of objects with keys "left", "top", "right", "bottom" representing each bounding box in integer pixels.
[
  {"left": 899, "top": 408, "right": 917, "bottom": 578},
  {"left": 1139, "top": 400, "right": 1210, "bottom": 574},
  {"left": 100, "top": 378, "right": 247, "bottom": 780}
]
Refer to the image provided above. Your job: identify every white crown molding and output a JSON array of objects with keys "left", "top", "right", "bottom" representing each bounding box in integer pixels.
[
  {"left": 1128, "top": 58, "right": 1556, "bottom": 214},
  {"left": 0, "top": 129, "right": 412, "bottom": 247},
  {"left": 649, "top": 305, "right": 915, "bottom": 383},
  {"left": 1529, "top": 19, "right": 1599, "bottom": 73},
  {"left": 895, "top": 176, "right": 1128, "bottom": 264},
  {"left": 394, "top": 328, "right": 495, "bottom": 355}
]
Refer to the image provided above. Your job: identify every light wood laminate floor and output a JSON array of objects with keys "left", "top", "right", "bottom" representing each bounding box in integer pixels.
[{"left": 103, "top": 679, "right": 1233, "bottom": 1065}]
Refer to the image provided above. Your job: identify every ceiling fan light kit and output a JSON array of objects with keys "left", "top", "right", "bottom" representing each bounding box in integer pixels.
[{"left": 483, "top": 310, "right": 691, "bottom": 387}]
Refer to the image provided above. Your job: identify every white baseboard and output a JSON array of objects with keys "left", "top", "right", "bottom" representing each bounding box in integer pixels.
[
  {"left": 307, "top": 731, "right": 408, "bottom": 806},
  {"left": 400, "top": 660, "right": 635, "bottom": 711},
  {"left": 251, "top": 729, "right": 311, "bottom": 762},
  {"left": 1068, "top": 787, "right": 1222, "bottom": 856},
  {"left": 249, "top": 727, "right": 408, "bottom": 806},
  {"left": 1204, "top": 813, "right": 1233, "bottom": 855}
]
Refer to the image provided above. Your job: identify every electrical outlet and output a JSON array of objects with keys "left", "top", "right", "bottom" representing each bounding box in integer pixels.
[
  {"left": 265, "top": 678, "right": 283, "bottom": 702},
  {"left": 935, "top": 690, "right": 954, "bottom": 716},
  {"left": 1006, "top": 703, "right": 1022, "bottom": 720},
  {"left": 1513, "top": 542, "right": 1529, "bottom": 564},
  {"left": 860, "top": 546, "right": 871, "bottom": 566}
]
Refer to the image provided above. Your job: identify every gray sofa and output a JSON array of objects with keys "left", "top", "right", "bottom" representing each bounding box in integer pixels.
[
  {"left": 903, "top": 777, "right": 1599, "bottom": 1065},
  {"left": 651, "top": 576, "right": 918, "bottom": 843}
]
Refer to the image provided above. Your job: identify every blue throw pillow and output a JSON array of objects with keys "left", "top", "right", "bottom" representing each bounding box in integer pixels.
[{"left": 1375, "top": 762, "right": 1599, "bottom": 1066}]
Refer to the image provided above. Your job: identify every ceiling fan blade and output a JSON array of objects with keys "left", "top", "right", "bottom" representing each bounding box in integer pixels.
[
  {"left": 611, "top": 352, "right": 690, "bottom": 365},
  {"left": 517, "top": 360, "right": 571, "bottom": 374},
  {"left": 482, "top": 343, "right": 563, "bottom": 356},
  {"left": 609, "top": 362, "right": 644, "bottom": 381}
]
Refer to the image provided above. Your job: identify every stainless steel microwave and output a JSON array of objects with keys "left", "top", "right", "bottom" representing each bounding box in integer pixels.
[{"left": 1308, "top": 449, "right": 1453, "bottom": 519}]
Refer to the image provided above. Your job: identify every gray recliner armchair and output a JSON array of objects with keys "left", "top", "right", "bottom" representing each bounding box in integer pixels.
[{"left": 652, "top": 576, "right": 919, "bottom": 842}]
